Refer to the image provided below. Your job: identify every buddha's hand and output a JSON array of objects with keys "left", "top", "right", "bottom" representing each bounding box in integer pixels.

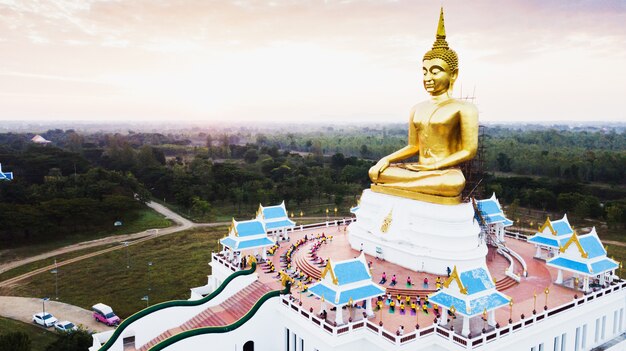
[{"left": 369, "top": 158, "right": 390, "bottom": 182}]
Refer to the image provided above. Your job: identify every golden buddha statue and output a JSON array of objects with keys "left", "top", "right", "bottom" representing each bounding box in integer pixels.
[{"left": 369, "top": 8, "right": 478, "bottom": 205}]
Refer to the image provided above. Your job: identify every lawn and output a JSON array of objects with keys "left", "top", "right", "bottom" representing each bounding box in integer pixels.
[
  {"left": 0, "top": 207, "right": 172, "bottom": 265},
  {"left": 0, "top": 244, "right": 118, "bottom": 282},
  {"left": 1, "top": 227, "right": 225, "bottom": 319},
  {"left": 0, "top": 316, "right": 59, "bottom": 351}
]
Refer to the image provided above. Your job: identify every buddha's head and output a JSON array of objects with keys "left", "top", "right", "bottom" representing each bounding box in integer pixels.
[{"left": 422, "top": 8, "right": 458, "bottom": 96}]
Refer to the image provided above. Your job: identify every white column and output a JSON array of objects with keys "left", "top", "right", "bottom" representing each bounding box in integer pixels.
[
  {"left": 535, "top": 245, "right": 541, "bottom": 258},
  {"left": 556, "top": 269, "right": 563, "bottom": 284},
  {"left": 364, "top": 299, "right": 374, "bottom": 317},
  {"left": 440, "top": 308, "right": 448, "bottom": 326},
  {"left": 319, "top": 300, "right": 327, "bottom": 314},
  {"left": 262, "top": 247, "right": 268, "bottom": 260},
  {"left": 335, "top": 305, "right": 344, "bottom": 325},
  {"left": 600, "top": 273, "right": 606, "bottom": 286},
  {"left": 462, "top": 315, "right": 470, "bottom": 336},
  {"left": 583, "top": 276, "right": 590, "bottom": 292},
  {"left": 488, "top": 310, "right": 496, "bottom": 326}
]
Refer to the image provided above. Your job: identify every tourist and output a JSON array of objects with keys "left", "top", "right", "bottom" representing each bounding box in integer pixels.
[
  {"left": 379, "top": 272, "right": 387, "bottom": 284},
  {"left": 390, "top": 274, "right": 397, "bottom": 287},
  {"left": 390, "top": 300, "right": 395, "bottom": 312},
  {"left": 446, "top": 266, "right": 452, "bottom": 277},
  {"left": 406, "top": 276, "right": 412, "bottom": 287},
  {"left": 423, "top": 277, "right": 429, "bottom": 289},
  {"left": 398, "top": 325, "right": 404, "bottom": 336}
]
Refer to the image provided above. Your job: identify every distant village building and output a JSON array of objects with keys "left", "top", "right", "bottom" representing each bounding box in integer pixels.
[{"left": 31, "top": 134, "right": 51, "bottom": 144}]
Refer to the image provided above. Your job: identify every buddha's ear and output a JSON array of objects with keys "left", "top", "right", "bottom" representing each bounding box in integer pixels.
[{"left": 450, "top": 69, "right": 459, "bottom": 82}]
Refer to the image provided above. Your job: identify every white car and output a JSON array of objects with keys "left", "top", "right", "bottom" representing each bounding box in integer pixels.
[
  {"left": 54, "top": 320, "right": 78, "bottom": 333},
  {"left": 33, "top": 312, "right": 58, "bottom": 328}
]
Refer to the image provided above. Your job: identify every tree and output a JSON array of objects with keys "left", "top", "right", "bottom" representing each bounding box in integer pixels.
[
  {"left": 0, "top": 332, "right": 30, "bottom": 351},
  {"left": 496, "top": 152, "right": 512, "bottom": 172},
  {"left": 45, "top": 328, "right": 92, "bottom": 351},
  {"left": 243, "top": 149, "right": 259, "bottom": 164}
]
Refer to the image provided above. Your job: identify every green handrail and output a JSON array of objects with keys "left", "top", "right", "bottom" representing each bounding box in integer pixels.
[
  {"left": 147, "top": 282, "right": 291, "bottom": 351},
  {"left": 99, "top": 262, "right": 257, "bottom": 351}
]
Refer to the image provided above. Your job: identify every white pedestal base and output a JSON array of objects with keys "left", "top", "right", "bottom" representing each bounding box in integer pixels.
[{"left": 349, "top": 190, "right": 487, "bottom": 275}]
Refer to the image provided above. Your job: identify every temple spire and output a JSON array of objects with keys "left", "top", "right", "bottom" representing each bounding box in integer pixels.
[{"left": 436, "top": 6, "right": 446, "bottom": 39}]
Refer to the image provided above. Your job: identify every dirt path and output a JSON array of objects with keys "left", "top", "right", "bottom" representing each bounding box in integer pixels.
[
  {"left": 0, "top": 296, "right": 113, "bottom": 333},
  {"left": 0, "top": 201, "right": 195, "bottom": 275}
]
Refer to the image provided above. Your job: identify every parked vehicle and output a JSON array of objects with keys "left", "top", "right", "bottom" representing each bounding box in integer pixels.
[
  {"left": 33, "top": 312, "right": 58, "bottom": 328},
  {"left": 54, "top": 320, "right": 78, "bottom": 333},
  {"left": 92, "top": 303, "right": 120, "bottom": 326}
]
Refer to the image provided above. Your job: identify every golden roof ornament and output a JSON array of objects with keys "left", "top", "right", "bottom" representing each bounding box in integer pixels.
[{"left": 380, "top": 210, "right": 393, "bottom": 233}]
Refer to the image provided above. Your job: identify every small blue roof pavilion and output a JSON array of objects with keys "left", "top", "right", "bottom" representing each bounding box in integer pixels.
[
  {"left": 527, "top": 214, "right": 574, "bottom": 259},
  {"left": 546, "top": 228, "right": 618, "bottom": 291},
  {"left": 256, "top": 202, "right": 296, "bottom": 233},
  {"left": 0, "top": 163, "right": 13, "bottom": 181},
  {"left": 475, "top": 193, "right": 513, "bottom": 227},
  {"left": 429, "top": 265, "right": 511, "bottom": 337},
  {"left": 308, "top": 253, "right": 384, "bottom": 325},
  {"left": 220, "top": 218, "right": 275, "bottom": 258}
]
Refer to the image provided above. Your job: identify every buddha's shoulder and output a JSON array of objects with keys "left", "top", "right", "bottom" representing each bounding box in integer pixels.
[{"left": 451, "top": 99, "right": 478, "bottom": 115}]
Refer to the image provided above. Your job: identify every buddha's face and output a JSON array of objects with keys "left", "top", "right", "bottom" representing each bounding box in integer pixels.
[{"left": 422, "top": 58, "right": 457, "bottom": 96}]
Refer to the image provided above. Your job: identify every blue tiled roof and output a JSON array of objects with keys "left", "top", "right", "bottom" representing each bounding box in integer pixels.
[
  {"left": 337, "top": 285, "right": 385, "bottom": 305},
  {"left": 579, "top": 235, "right": 606, "bottom": 259},
  {"left": 430, "top": 291, "right": 509, "bottom": 316},
  {"left": 237, "top": 237, "right": 274, "bottom": 249},
  {"left": 502, "top": 219, "right": 513, "bottom": 227},
  {"left": 265, "top": 219, "right": 295, "bottom": 230},
  {"left": 236, "top": 221, "right": 265, "bottom": 237},
  {"left": 484, "top": 214, "right": 507, "bottom": 224},
  {"left": 220, "top": 237, "right": 237, "bottom": 249},
  {"left": 0, "top": 172, "right": 13, "bottom": 180},
  {"left": 552, "top": 220, "right": 573, "bottom": 236},
  {"left": 263, "top": 206, "right": 287, "bottom": 219},
  {"left": 308, "top": 284, "right": 336, "bottom": 302},
  {"left": 334, "top": 261, "right": 370, "bottom": 285},
  {"left": 460, "top": 267, "right": 494, "bottom": 295},
  {"left": 350, "top": 206, "right": 359, "bottom": 214},
  {"left": 477, "top": 200, "right": 501, "bottom": 216},
  {"left": 547, "top": 257, "right": 590, "bottom": 274},
  {"left": 220, "top": 237, "right": 274, "bottom": 250},
  {"left": 309, "top": 283, "right": 384, "bottom": 306},
  {"left": 528, "top": 236, "right": 560, "bottom": 248},
  {"left": 590, "top": 259, "right": 618, "bottom": 274}
]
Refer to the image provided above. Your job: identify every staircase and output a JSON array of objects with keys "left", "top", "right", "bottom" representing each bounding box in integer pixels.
[{"left": 138, "top": 281, "right": 272, "bottom": 351}]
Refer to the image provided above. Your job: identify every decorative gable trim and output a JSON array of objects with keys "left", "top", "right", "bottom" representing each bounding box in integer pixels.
[
  {"left": 321, "top": 259, "right": 339, "bottom": 285},
  {"left": 560, "top": 231, "right": 588, "bottom": 258},
  {"left": 539, "top": 217, "right": 557, "bottom": 236},
  {"left": 443, "top": 266, "right": 468, "bottom": 295}
]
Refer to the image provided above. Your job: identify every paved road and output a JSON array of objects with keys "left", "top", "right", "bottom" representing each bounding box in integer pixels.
[{"left": 0, "top": 296, "right": 113, "bottom": 333}]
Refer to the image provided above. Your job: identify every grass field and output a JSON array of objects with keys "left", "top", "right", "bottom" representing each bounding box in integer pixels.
[
  {"left": 0, "top": 243, "right": 118, "bottom": 282},
  {"left": 1, "top": 227, "right": 225, "bottom": 319},
  {"left": 0, "top": 316, "right": 59, "bottom": 351},
  {"left": 0, "top": 207, "right": 172, "bottom": 265}
]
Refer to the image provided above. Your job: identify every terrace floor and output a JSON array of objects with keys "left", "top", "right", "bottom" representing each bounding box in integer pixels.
[{"left": 237, "top": 222, "right": 595, "bottom": 337}]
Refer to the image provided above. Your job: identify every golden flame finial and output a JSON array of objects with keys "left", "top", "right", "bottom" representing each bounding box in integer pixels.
[{"left": 436, "top": 7, "right": 446, "bottom": 39}]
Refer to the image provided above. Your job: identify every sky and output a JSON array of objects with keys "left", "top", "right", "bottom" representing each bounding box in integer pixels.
[{"left": 0, "top": 0, "right": 625, "bottom": 124}]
